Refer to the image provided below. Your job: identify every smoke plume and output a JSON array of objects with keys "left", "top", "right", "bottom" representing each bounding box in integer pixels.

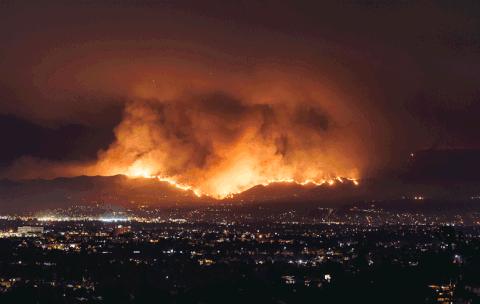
[{"left": 93, "top": 89, "right": 362, "bottom": 197}]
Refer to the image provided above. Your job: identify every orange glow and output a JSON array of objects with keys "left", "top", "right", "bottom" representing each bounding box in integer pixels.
[
  {"left": 104, "top": 96, "right": 361, "bottom": 199},
  {"left": 156, "top": 176, "right": 203, "bottom": 197},
  {"left": 127, "top": 162, "right": 156, "bottom": 179},
  {"left": 2, "top": 62, "right": 367, "bottom": 198},
  {"left": 124, "top": 163, "right": 358, "bottom": 199},
  {"left": 126, "top": 163, "right": 203, "bottom": 196}
]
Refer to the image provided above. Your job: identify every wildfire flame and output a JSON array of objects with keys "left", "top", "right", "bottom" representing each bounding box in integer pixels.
[
  {"left": 125, "top": 163, "right": 358, "bottom": 199},
  {"left": 126, "top": 163, "right": 203, "bottom": 196},
  {"left": 93, "top": 92, "right": 362, "bottom": 200}
]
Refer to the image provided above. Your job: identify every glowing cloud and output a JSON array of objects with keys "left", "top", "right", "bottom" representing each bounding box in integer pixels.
[{"left": 92, "top": 87, "right": 361, "bottom": 198}]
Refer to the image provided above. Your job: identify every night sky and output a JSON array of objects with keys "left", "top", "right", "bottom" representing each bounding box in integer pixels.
[{"left": 0, "top": 1, "right": 480, "bottom": 194}]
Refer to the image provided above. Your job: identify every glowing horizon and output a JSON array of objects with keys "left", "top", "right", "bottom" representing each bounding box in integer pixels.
[{"left": 124, "top": 163, "right": 359, "bottom": 199}]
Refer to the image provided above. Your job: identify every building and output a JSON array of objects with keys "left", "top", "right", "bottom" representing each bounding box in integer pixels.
[{"left": 17, "top": 226, "right": 44, "bottom": 234}]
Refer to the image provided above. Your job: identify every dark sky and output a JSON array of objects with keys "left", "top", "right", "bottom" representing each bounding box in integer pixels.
[{"left": 0, "top": 0, "right": 480, "bottom": 184}]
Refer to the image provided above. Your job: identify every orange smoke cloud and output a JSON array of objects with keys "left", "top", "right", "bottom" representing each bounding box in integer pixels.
[
  {"left": 89, "top": 75, "right": 362, "bottom": 198},
  {"left": 1, "top": 41, "right": 372, "bottom": 197}
]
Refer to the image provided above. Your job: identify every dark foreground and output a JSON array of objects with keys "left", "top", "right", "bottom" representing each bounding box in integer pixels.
[{"left": 0, "top": 219, "right": 480, "bottom": 303}]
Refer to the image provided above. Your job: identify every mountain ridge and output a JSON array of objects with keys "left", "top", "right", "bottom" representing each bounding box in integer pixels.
[{"left": 0, "top": 175, "right": 479, "bottom": 212}]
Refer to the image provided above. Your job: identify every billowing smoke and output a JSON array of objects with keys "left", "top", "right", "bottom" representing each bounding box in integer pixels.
[
  {"left": 93, "top": 90, "right": 361, "bottom": 197},
  {"left": 0, "top": 59, "right": 372, "bottom": 197}
]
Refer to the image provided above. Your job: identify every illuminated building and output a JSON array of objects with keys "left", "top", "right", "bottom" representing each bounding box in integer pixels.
[{"left": 17, "top": 226, "right": 44, "bottom": 234}]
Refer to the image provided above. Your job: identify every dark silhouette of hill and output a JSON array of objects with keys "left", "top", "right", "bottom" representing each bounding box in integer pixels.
[
  {"left": 1, "top": 173, "right": 480, "bottom": 213},
  {"left": 0, "top": 175, "right": 206, "bottom": 212}
]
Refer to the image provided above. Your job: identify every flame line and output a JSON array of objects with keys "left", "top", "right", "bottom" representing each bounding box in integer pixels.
[{"left": 126, "top": 173, "right": 358, "bottom": 199}]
